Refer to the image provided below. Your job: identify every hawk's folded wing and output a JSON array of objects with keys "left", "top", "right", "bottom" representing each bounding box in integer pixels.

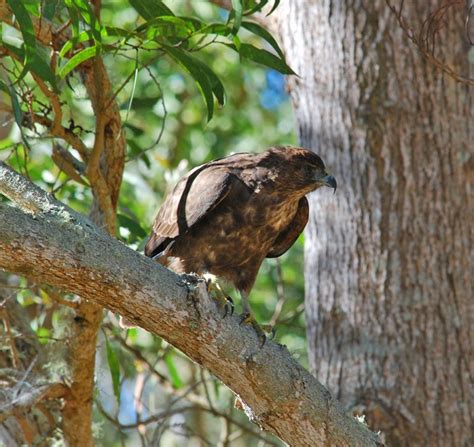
[
  {"left": 145, "top": 164, "right": 243, "bottom": 258},
  {"left": 266, "top": 196, "right": 309, "bottom": 258}
]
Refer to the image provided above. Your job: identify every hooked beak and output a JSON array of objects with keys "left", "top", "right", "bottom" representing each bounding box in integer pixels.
[{"left": 317, "top": 173, "right": 337, "bottom": 193}]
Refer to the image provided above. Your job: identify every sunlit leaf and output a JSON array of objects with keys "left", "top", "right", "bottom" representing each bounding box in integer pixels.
[
  {"left": 57, "top": 46, "right": 100, "bottom": 78},
  {"left": 0, "top": 79, "right": 31, "bottom": 151},
  {"left": 229, "top": 42, "right": 295, "bottom": 74},
  {"left": 164, "top": 352, "right": 184, "bottom": 389},
  {"left": 127, "top": 139, "right": 151, "bottom": 168},
  {"left": 58, "top": 31, "right": 92, "bottom": 58},
  {"left": 164, "top": 46, "right": 216, "bottom": 120},
  {"left": 43, "top": 0, "right": 61, "bottom": 21},
  {"left": 37, "top": 327, "right": 51, "bottom": 345},
  {"left": 117, "top": 213, "right": 147, "bottom": 239},
  {"left": 242, "top": 21, "right": 285, "bottom": 58},
  {"left": 129, "top": 0, "right": 174, "bottom": 20},
  {"left": 67, "top": 0, "right": 102, "bottom": 43},
  {"left": 105, "top": 337, "right": 121, "bottom": 405},
  {"left": 136, "top": 15, "right": 202, "bottom": 37},
  {"left": 267, "top": 0, "right": 280, "bottom": 16},
  {"left": 7, "top": 0, "right": 57, "bottom": 86},
  {"left": 124, "top": 95, "right": 162, "bottom": 110},
  {"left": 192, "top": 23, "right": 232, "bottom": 37},
  {"left": 231, "top": 0, "right": 243, "bottom": 33}
]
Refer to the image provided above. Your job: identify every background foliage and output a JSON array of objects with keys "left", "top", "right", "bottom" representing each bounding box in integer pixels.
[{"left": 0, "top": 1, "right": 310, "bottom": 445}]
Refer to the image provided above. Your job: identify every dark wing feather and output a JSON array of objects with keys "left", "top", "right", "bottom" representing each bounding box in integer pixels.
[
  {"left": 145, "top": 164, "right": 238, "bottom": 258},
  {"left": 266, "top": 196, "right": 309, "bottom": 258}
]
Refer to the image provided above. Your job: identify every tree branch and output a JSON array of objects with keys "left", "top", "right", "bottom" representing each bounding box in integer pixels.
[{"left": 0, "top": 162, "right": 382, "bottom": 447}]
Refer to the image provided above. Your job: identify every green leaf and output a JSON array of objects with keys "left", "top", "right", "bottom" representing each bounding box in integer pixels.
[
  {"left": 164, "top": 46, "right": 216, "bottom": 120},
  {"left": 127, "top": 139, "right": 151, "bottom": 168},
  {"left": 267, "top": 0, "right": 281, "bottom": 16},
  {"left": 105, "top": 337, "right": 121, "bottom": 405},
  {"left": 241, "top": 21, "right": 284, "bottom": 58},
  {"left": 129, "top": 0, "right": 174, "bottom": 20},
  {"left": 0, "top": 79, "right": 31, "bottom": 151},
  {"left": 123, "top": 95, "right": 162, "bottom": 110},
  {"left": 103, "top": 26, "right": 131, "bottom": 38},
  {"left": 43, "top": 0, "right": 61, "bottom": 21},
  {"left": 58, "top": 31, "right": 91, "bottom": 58},
  {"left": 193, "top": 59, "right": 225, "bottom": 106},
  {"left": 123, "top": 122, "right": 145, "bottom": 136},
  {"left": 7, "top": 0, "right": 35, "bottom": 82},
  {"left": 7, "top": 0, "right": 36, "bottom": 49},
  {"left": 69, "top": 0, "right": 102, "bottom": 43},
  {"left": 7, "top": 0, "right": 56, "bottom": 87},
  {"left": 229, "top": 43, "right": 295, "bottom": 74},
  {"left": 135, "top": 15, "right": 201, "bottom": 40},
  {"left": 36, "top": 327, "right": 51, "bottom": 344},
  {"left": 231, "top": 0, "right": 243, "bottom": 33},
  {"left": 30, "top": 52, "right": 57, "bottom": 86},
  {"left": 192, "top": 23, "right": 232, "bottom": 38},
  {"left": 57, "top": 46, "right": 100, "bottom": 78},
  {"left": 164, "top": 352, "right": 183, "bottom": 389},
  {"left": 117, "top": 213, "right": 147, "bottom": 239}
]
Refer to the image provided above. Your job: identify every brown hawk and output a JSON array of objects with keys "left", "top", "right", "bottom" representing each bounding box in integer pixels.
[{"left": 145, "top": 146, "right": 336, "bottom": 326}]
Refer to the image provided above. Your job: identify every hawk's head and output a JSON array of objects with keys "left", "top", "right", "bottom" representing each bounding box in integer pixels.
[
  {"left": 269, "top": 146, "right": 337, "bottom": 195},
  {"left": 299, "top": 149, "right": 337, "bottom": 193}
]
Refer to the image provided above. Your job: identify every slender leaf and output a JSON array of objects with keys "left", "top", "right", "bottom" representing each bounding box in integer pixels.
[
  {"left": 163, "top": 46, "right": 225, "bottom": 109},
  {"left": 129, "top": 0, "right": 174, "bottom": 20},
  {"left": 58, "top": 46, "right": 100, "bottom": 78},
  {"left": 127, "top": 139, "right": 151, "bottom": 168},
  {"left": 0, "top": 79, "right": 31, "bottom": 151},
  {"left": 59, "top": 31, "right": 91, "bottom": 58},
  {"left": 117, "top": 213, "right": 147, "bottom": 239},
  {"left": 192, "top": 23, "right": 231, "bottom": 38},
  {"left": 7, "top": 0, "right": 56, "bottom": 86},
  {"left": 242, "top": 21, "right": 284, "bottom": 58},
  {"left": 43, "top": 0, "right": 61, "bottom": 21},
  {"left": 192, "top": 58, "right": 225, "bottom": 106},
  {"left": 135, "top": 15, "right": 202, "bottom": 40},
  {"left": 267, "top": 0, "right": 281, "bottom": 16},
  {"left": 105, "top": 337, "right": 121, "bottom": 405},
  {"left": 164, "top": 353, "right": 183, "bottom": 389},
  {"left": 70, "top": 0, "right": 102, "bottom": 43},
  {"left": 7, "top": 0, "right": 36, "bottom": 49},
  {"left": 243, "top": 0, "right": 269, "bottom": 15},
  {"left": 6, "top": 0, "right": 35, "bottom": 82},
  {"left": 30, "top": 49, "right": 57, "bottom": 85},
  {"left": 231, "top": 0, "right": 243, "bottom": 33},
  {"left": 164, "top": 46, "right": 216, "bottom": 120},
  {"left": 229, "top": 43, "right": 295, "bottom": 74}
]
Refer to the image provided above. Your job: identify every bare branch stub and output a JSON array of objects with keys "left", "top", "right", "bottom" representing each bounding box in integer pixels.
[{"left": 386, "top": 0, "right": 474, "bottom": 86}]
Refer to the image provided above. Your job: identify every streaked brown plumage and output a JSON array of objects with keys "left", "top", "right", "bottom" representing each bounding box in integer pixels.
[{"left": 145, "top": 146, "right": 336, "bottom": 317}]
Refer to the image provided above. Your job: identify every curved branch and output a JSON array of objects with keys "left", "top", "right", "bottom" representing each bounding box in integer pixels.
[{"left": 0, "top": 163, "right": 382, "bottom": 447}]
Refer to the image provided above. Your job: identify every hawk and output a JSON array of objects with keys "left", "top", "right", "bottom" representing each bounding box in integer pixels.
[{"left": 145, "top": 146, "right": 336, "bottom": 327}]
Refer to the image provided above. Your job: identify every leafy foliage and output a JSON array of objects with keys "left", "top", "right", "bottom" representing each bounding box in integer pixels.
[{"left": 0, "top": 1, "right": 304, "bottom": 445}]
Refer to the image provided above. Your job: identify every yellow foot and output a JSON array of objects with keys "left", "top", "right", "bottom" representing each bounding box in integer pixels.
[
  {"left": 203, "top": 274, "right": 234, "bottom": 317},
  {"left": 239, "top": 313, "right": 275, "bottom": 347}
]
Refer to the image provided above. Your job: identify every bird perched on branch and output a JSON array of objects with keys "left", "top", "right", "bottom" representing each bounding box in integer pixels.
[{"left": 145, "top": 146, "right": 336, "bottom": 336}]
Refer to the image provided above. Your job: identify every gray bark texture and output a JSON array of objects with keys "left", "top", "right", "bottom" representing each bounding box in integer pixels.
[
  {"left": 0, "top": 162, "right": 382, "bottom": 447},
  {"left": 273, "top": 1, "right": 473, "bottom": 445}
]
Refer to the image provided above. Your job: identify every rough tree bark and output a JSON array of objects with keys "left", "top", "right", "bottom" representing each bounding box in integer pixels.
[
  {"left": 273, "top": 1, "right": 473, "bottom": 445},
  {"left": 0, "top": 162, "right": 382, "bottom": 447}
]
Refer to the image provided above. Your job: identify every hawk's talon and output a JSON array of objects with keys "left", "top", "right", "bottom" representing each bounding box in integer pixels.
[
  {"left": 204, "top": 274, "right": 234, "bottom": 318},
  {"left": 222, "top": 295, "right": 234, "bottom": 318},
  {"left": 239, "top": 313, "right": 273, "bottom": 348},
  {"left": 238, "top": 312, "right": 251, "bottom": 326}
]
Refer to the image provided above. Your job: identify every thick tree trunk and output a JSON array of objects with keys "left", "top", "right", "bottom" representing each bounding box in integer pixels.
[{"left": 274, "top": 1, "right": 473, "bottom": 445}]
